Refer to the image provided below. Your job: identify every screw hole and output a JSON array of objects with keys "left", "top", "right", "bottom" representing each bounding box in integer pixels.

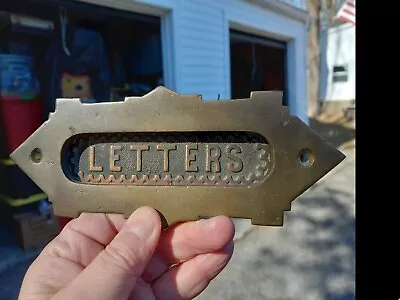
[
  {"left": 31, "top": 148, "right": 42, "bottom": 163},
  {"left": 298, "top": 149, "right": 314, "bottom": 167}
]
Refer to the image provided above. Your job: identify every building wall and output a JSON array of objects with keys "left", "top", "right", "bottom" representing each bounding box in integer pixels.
[
  {"left": 80, "top": 0, "right": 309, "bottom": 123},
  {"left": 280, "top": 0, "right": 307, "bottom": 10},
  {"left": 319, "top": 23, "right": 355, "bottom": 102},
  {"left": 174, "top": 0, "right": 309, "bottom": 123}
]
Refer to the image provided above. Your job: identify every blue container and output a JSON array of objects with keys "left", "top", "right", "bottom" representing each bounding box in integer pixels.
[{"left": 0, "top": 54, "right": 40, "bottom": 100}]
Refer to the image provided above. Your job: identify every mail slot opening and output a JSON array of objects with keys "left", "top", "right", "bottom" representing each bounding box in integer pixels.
[{"left": 61, "top": 131, "right": 274, "bottom": 186}]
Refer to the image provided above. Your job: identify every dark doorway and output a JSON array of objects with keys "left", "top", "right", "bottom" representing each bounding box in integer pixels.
[
  {"left": 230, "top": 29, "right": 287, "bottom": 105},
  {"left": 0, "top": 0, "right": 164, "bottom": 118}
]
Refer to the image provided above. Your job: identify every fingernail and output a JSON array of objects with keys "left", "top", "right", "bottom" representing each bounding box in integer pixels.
[
  {"left": 123, "top": 207, "right": 158, "bottom": 240},
  {"left": 198, "top": 216, "right": 217, "bottom": 229}
]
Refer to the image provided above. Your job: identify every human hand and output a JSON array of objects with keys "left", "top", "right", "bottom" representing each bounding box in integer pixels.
[{"left": 18, "top": 206, "right": 235, "bottom": 300}]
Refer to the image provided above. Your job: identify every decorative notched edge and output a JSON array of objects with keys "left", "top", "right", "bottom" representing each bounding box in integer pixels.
[
  {"left": 78, "top": 172, "right": 173, "bottom": 185},
  {"left": 53, "top": 87, "right": 288, "bottom": 113},
  {"left": 9, "top": 86, "right": 346, "bottom": 227}
]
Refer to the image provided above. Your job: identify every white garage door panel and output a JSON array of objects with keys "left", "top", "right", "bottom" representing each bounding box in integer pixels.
[{"left": 177, "top": 0, "right": 227, "bottom": 100}]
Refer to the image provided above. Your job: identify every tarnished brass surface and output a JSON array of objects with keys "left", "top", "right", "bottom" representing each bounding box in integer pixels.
[
  {"left": 68, "top": 132, "right": 272, "bottom": 186},
  {"left": 10, "top": 86, "right": 345, "bottom": 227}
]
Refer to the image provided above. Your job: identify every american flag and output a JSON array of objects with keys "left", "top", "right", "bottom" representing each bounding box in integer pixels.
[{"left": 336, "top": 0, "right": 356, "bottom": 25}]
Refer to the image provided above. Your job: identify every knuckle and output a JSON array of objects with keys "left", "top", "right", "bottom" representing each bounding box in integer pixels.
[{"left": 103, "top": 241, "right": 143, "bottom": 275}]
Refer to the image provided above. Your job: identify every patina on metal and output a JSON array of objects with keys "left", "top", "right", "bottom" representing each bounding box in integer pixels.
[
  {"left": 67, "top": 132, "right": 271, "bottom": 186},
  {"left": 10, "top": 86, "right": 345, "bottom": 227}
]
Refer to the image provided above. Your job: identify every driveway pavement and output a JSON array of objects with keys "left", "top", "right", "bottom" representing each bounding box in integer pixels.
[{"left": 196, "top": 148, "right": 355, "bottom": 300}]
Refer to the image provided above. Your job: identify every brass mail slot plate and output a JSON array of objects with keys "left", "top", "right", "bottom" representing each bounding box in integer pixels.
[{"left": 10, "top": 87, "right": 345, "bottom": 227}]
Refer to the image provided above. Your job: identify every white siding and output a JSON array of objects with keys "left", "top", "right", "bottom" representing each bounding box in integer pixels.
[
  {"left": 220, "top": 0, "right": 308, "bottom": 122},
  {"left": 82, "top": 0, "right": 309, "bottom": 122},
  {"left": 319, "top": 23, "right": 355, "bottom": 102},
  {"left": 176, "top": 0, "right": 228, "bottom": 100},
  {"left": 173, "top": 0, "right": 308, "bottom": 122},
  {"left": 280, "top": 0, "right": 307, "bottom": 10}
]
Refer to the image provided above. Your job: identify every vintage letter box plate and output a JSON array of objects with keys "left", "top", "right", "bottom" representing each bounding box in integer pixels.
[{"left": 10, "top": 87, "right": 345, "bottom": 227}]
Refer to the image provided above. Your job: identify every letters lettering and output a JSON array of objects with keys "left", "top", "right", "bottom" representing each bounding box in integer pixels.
[
  {"left": 109, "top": 145, "right": 122, "bottom": 172},
  {"left": 185, "top": 144, "right": 198, "bottom": 172},
  {"left": 87, "top": 143, "right": 248, "bottom": 175},
  {"left": 130, "top": 145, "right": 149, "bottom": 172},
  {"left": 89, "top": 146, "right": 103, "bottom": 172},
  {"left": 157, "top": 144, "right": 177, "bottom": 172},
  {"left": 226, "top": 144, "right": 243, "bottom": 173},
  {"left": 206, "top": 144, "right": 221, "bottom": 173}
]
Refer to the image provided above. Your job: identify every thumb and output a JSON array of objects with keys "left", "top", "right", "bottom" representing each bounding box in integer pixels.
[{"left": 55, "top": 206, "right": 161, "bottom": 300}]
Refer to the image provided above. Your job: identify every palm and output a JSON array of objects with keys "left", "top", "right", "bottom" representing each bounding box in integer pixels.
[{"left": 19, "top": 212, "right": 234, "bottom": 300}]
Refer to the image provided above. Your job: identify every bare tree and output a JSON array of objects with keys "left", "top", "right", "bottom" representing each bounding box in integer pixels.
[
  {"left": 307, "top": 0, "right": 321, "bottom": 117},
  {"left": 307, "top": 0, "right": 339, "bottom": 117}
]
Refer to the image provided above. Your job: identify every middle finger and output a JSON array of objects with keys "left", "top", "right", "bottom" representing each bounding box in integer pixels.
[{"left": 142, "top": 216, "right": 234, "bottom": 282}]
